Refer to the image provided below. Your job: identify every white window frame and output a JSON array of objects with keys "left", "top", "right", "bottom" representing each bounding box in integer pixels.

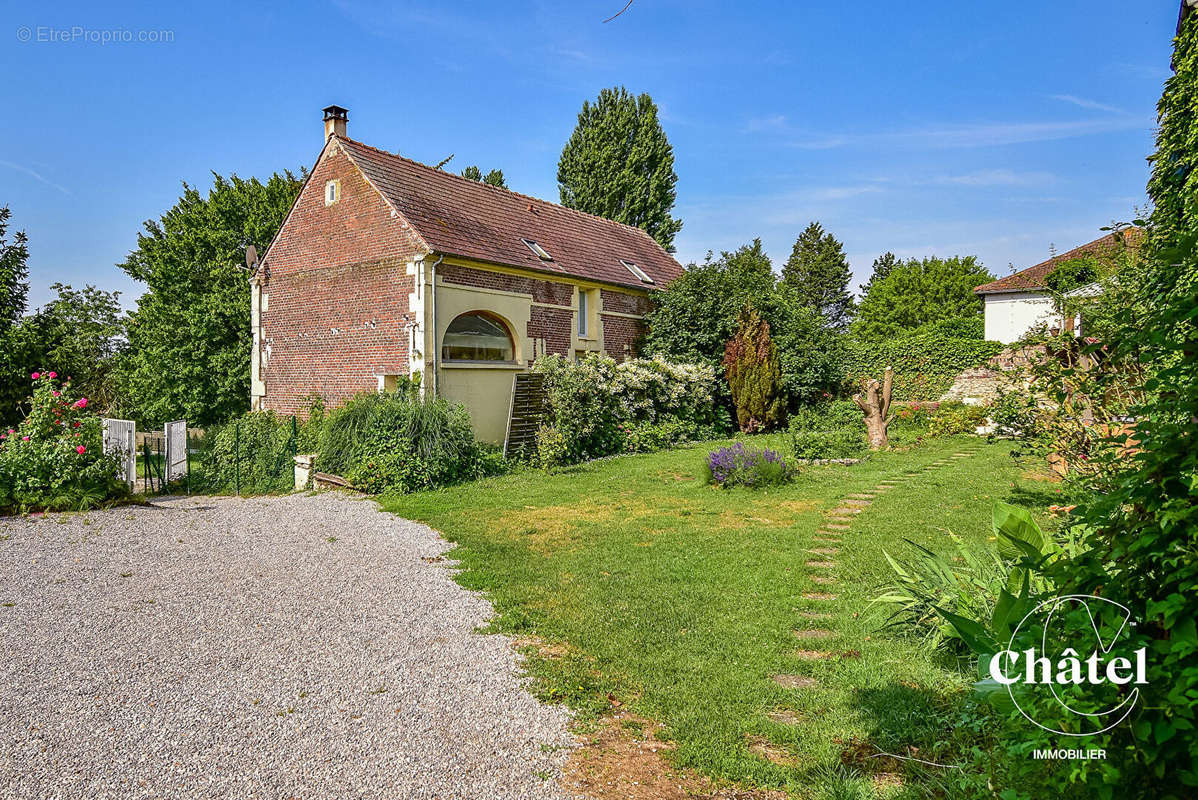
[
  {"left": 521, "top": 238, "right": 553, "bottom": 261},
  {"left": 577, "top": 289, "right": 589, "bottom": 337},
  {"left": 324, "top": 180, "right": 340, "bottom": 206},
  {"left": 620, "top": 259, "right": 654, "bottom": 284}
]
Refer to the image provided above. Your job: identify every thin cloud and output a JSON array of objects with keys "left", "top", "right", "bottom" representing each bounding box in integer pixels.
[
  {"left": 1050, "top": 94, "right": 1125, "bottom": 114},
  {"left": 813, "top": 184, "right": 885, "bottom": 200},
  {"left": 934, "top": 169, "right": 1056, "bottom": 187},
  {"left": 0, "top": 160, "right": 70, "bottom": 195},
  {"left": 786, "top": 117, "right": 1145, "bottom": 150},
  {"left": 743, "top": 114, "right": 789, "bottom": 133}
]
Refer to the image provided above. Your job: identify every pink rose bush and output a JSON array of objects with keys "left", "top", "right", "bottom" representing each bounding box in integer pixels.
[{"left": 0, "top": 372, "right": 126, "bottom": 511}]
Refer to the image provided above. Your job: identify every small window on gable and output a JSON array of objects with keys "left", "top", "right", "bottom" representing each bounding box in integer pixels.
[
  {"left": 620, "top": 259, "right": 654, "bottom": 284},
  {"left": 522, "top": 238, "right": 553, "bottom": 261},
  {"left": 325, "top": 180, "right": 340, "bottom": 206}
]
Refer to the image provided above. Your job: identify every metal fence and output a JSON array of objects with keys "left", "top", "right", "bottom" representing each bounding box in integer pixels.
[
  {"left": 136, "top": 424, "right": 204, "bottom": 494},
  {"left": 106, "top": 416, "right": 301, "bottom": 496}
]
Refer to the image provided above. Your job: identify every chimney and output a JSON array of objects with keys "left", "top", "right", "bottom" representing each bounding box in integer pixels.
[{"left": 323, "top": 105, "right": 348, "bottom": 141}]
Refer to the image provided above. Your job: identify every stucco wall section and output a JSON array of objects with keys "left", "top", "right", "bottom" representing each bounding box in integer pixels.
[{"left": 983, "top": 292, "right": 1059, "bottom": 344}]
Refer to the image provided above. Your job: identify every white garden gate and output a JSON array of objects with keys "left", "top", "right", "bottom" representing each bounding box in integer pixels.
[
  {"left": 164, "top": 420, "right": 188, "bottom": 483},
  {"left": 101, "top": 418, "right": 136, "bottom": 489}
]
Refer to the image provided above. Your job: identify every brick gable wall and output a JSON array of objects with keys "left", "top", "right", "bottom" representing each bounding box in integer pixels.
[{"left": 258, "top": 142, "right": 422, "bottom": 415}]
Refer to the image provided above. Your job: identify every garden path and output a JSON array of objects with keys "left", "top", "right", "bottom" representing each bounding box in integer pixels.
[{"left": 767, "top": 443, "right": 984, "bottom": 764}]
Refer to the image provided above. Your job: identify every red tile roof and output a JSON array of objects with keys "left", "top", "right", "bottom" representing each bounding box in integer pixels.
[
  {"left": 973, "top": 229, "right": 1143, "bottom": 295},
  {"left": 336, "top": 136, "right": 684, "bottom": 291}
]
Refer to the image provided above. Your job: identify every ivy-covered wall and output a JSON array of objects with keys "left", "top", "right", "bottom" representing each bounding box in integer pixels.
[{"left": 841, "top": 330, "right": 1003, "bottom": 401}]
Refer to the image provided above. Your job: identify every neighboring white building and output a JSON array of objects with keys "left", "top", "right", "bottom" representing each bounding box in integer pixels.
[{"left": 974, "top": 231, "right": 1137, "bottom": 344}]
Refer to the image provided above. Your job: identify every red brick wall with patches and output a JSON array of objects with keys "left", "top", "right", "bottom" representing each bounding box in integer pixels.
[
  {"left": 600, "top": 315, "right": 646, "bottom": 359},
  {"left": 441, "top": 263, "right": 650, "bottom": 359},
  {"left": 259, "top": 141, "right": 422, "bottom": 414},
  {"left": 600, "top": 289, "right": 650, "bottom": 316},
  {"left": 440, "top": 263, "right": 574, "bottom": 306},
  {"left": 600, "top": 290, "right": 650, "bottom": 358}
]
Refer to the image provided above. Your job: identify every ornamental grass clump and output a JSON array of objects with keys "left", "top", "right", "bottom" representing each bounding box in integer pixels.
[
  {"left": 702, "top": 441, "right": 795, "bottom": 488},
  {"left": 0, "top": 371, "right": 126, "bottom": 511}
]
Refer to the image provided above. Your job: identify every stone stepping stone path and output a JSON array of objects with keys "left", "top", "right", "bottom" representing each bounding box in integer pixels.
[
  {"left": 792, "top": 649, "right": 831, "bottom": 660},
  {"left": 799, "top": 610, "right": 834, "bottom": 620},
  {"left": 792, "top": 628, "right": 835, "bottom": 640},
  {"left": 769, "top": 445, "right": 986, "bottom": 736},
  {"left": 747, "top": 735, "right": 799, "bottom": 766},
  {"left": 767, "top": 709, "right": 804, "bottom": 725},
  {"left": 773, "top": 674, "right": 818, "bottom": 689}
]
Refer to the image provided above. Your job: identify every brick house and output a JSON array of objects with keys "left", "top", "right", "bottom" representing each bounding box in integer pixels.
[{"left": 251, "top": 106, "right": 684, "bottom": 443}]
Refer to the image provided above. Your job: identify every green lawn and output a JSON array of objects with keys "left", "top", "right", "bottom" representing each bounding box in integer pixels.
[{"left": 382, "top": 435, "right": 1057, "bottom": 798}]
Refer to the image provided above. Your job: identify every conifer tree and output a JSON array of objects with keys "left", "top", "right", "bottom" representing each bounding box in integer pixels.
[
  {"left": 0, "top": 206, "right": 30, "bottom": 332},
  {"left": 557, "top": 87, "right": 682, "bottom": 251},
  {"left": 781, "top": 221, "right": 854, "bottom": 328},
  {"left": 722, "top": 306, "right": 785, "bottom": 432},
  {"left": 461, "top": 165, "right": 507, "bottom": 188},
  {"left": 861, "top": 251, "right": 900, "bottom": 295}
]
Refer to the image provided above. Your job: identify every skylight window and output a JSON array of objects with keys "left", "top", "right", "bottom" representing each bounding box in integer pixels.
[
  {"left": 521, "top": 238, "right": 553, "bottom": 261},
  {"left": 620, "top": 259, "right": 654, "bottom": 284}
]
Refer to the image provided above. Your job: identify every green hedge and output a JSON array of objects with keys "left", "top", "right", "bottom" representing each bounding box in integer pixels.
[{"left": 841, "top": 330, "right": 1002, "bottom": 401}]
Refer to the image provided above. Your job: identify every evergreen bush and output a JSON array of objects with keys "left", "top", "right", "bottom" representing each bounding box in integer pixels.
[{"left": 723, "top": 307, "right": 786, "bottom": 432}]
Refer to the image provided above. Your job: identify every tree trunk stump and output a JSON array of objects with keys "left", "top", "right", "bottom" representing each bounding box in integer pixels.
[{"left": 853, "top": 366, "right": 895, "bottom": 450}]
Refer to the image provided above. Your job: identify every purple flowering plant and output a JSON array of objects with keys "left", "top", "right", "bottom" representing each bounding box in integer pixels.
[{"left": 702, "top": 441, "right": 796, "bottom": 488}]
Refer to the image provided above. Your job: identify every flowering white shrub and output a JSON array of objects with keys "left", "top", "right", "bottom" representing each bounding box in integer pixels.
[
  {"left": 610, "top": 356, "right": 717, "bottom": 426},
  {"left": 531, "top": 353, "right": 720, "bottom": 463}
]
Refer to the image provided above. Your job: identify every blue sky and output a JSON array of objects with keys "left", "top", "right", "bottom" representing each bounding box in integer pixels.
[{"left": 0, "top": 0, "right": 1179, "bottom": 309}]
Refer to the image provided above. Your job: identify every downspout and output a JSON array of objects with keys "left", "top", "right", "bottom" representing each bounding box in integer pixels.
[{"left": 429, "top": 254, "right": 443, "bottom": 398}]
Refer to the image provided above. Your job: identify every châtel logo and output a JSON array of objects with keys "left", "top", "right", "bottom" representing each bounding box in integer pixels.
[{"left": 987, "top": 594, "right": 1145, "bottom": 737}]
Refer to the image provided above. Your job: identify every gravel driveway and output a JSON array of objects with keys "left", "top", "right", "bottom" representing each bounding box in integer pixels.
[{"left": 0, "top": 494, "right": 575, "bottom": 799}]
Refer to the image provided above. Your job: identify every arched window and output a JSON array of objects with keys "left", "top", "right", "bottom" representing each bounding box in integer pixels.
[{"left": 442, "top": 311, "right": 515, "bottom": 363}]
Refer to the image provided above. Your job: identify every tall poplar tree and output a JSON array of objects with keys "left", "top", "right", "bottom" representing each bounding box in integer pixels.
[
  {"left": 557, "top": 87, "right": 682, "bottom": 251},
  {"left": 781, "top": 221, "right": 855, "bottom": 329}
]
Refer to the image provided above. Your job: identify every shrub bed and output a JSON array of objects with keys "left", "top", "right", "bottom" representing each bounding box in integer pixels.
[
  {"left": 0, "top": 372, "right": 126, "bottom": 511},
  {"left": 787, "top": 400, "right": 868, "bottom": 460},
  {"left": 328, "top": 394, "right": 500, "bottom": 494},
  {"left": 532, "top": 354, "right": 724, "bottom": 466},
  {"left": 926, "top": 400, "right": 988, "bottom": 436},
  {"left": 194, "top": 390, "right": 502, "bottom": 496}
]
